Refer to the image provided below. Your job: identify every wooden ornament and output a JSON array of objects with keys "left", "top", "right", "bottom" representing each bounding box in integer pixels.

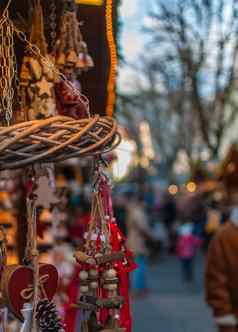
[
  {"left": 0, "top": 115, "right": 119, "bottom": 171},
  {"left": 35, "top": 77, "right": 54, "bottom": 98},
  {"left": 35, "top": 176, "right": 59, "bottom": 209},
  {"left": 1, "top": 264, "right": 58, "bottom": 321},
  {"left": 74, "top": 250, "right": 96, "bottom": 265}
]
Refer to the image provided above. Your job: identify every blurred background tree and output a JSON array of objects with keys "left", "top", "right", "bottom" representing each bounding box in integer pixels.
[{"left": 119, "top": 0, "right": 238, "bottom": 176}]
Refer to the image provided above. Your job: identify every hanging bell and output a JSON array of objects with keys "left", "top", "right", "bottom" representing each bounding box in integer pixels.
[
  {"left": 56, "top": 53, "right": 66, "bottom": 67},
  {"left": 76, "top": 53, "right": 85, "bottom": 69},
  {"left": 85, "top": 54, "right": 94, "bottom": 69},
  {"left": 20, "top": 57, "right": 31, "bottom": 87},
  {"left": 66, "top": 49, "right": 78, "bottom": 65}
]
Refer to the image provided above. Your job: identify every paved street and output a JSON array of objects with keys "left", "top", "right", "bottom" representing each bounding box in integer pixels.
[{"left": 132, "top": 255, "right": 216, "bottom": 332}]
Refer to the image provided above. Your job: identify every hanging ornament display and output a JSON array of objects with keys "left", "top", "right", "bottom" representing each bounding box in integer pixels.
[
  {"left": 55, "top": 1, "right": 94, "bottom": 119},
  {"left": 73, "top": 159, "right": 136, "bottom": 332},
  {"left": 19, "top": 0, "right": 57, "bottom": 121},
  {"left": 0, "top": 171, "right": 62, "bottom": 330},
  {"left": 55, "top": 2, "right": 94, "bottom": 73},
  {"left": 0, "top": 0, "right": 119, "bottom": 171},
  {"left": 0, "top": 0, "right": 122, "bottom": 329}
]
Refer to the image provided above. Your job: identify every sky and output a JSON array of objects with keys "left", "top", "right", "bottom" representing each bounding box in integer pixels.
[{"left": 118, "top": 0, "right": 154, "bottom": 92}]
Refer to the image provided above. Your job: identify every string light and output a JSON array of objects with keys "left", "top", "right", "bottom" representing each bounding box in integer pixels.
[
  {"left": 105, "top": 0, "right": 118, "bottom": 117},
  {"left": 168, "top": 185, "right": 178, "bottom": 195},
  {"left": 75, "top": 0, "right": 103, "bottom": 4},
  {"left": 186, "top": 181, "right": 197, "bottom": 193}
]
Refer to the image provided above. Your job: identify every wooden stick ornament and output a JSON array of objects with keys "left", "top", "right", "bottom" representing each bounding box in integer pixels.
[{"left": 73, "top": 159, "right": 135, "bottom": 332}]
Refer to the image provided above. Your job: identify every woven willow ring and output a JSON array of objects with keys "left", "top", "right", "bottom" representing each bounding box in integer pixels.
[{"left": 0, "top": 115, "right": 120, "bottom": 170}]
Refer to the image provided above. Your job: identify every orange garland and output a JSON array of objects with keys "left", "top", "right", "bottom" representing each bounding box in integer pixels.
[
  {"left": 105, "top": 0, "right": 118, "bottom": 117},
  {"left": 75, "top": 0, "right": 103, "bottom": 4}
]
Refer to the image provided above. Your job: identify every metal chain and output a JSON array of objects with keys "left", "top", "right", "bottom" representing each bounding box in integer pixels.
[
  {"left": 49, "top": 0, "right": 57, "bottom": 53},
  {"left": 15, "top": 27, "right": 90, "bottom": 117},
  {"left": 0, "top": 9, "right": 17, "bottom": 124}
]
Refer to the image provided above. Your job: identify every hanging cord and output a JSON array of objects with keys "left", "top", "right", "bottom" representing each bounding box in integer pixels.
[
  {"left": 85, "top": 160, "right": 111, "bottom": 254},
  {"left": 2, "top": 0, "right": 12, "bottom": 17},
  {"left": 25, "top": 171, "right": 40, "bottom": 331},
  {"left": 0, "top": 226, "right": 7, "bottom": 269}
]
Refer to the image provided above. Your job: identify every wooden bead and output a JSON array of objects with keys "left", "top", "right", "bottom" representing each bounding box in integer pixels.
[
  {"left": 105, "top": 268, "right": 117, "bottom": 279},
  {"left": 90, "top": 281, "right": 98, "bottom": 289},
  {"left": 89, "top": 269, "right": 98, "bottom": 278},
  {"left": 80, "top": 285, "right": 89, "bottom": 293},
  {"left": 103, "top": 283, "right": 118, "bottom": 291}
]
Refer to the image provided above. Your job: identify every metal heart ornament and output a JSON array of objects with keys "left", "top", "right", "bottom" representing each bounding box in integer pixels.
[{"left": 1, "top": 264, "right": 58, "bottom": 321}]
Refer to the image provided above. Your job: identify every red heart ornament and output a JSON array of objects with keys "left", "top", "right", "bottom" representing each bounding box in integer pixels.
[{"left": 1, "top": 264, "right": 58, "bottom": 321}]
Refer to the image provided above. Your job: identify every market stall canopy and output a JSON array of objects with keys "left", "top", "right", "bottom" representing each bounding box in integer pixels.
[{"left": 0, "top": 0, "right": 118, "bottom": 116}]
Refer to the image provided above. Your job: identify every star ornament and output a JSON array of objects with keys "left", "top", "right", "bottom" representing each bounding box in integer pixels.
[{"left": 36, "top": 77, "right": 54, "bottom": 98}]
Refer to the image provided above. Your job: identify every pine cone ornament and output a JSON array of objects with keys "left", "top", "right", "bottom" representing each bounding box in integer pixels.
[{"left": 36, "top": 299, "right": 65, "bottom": 331}]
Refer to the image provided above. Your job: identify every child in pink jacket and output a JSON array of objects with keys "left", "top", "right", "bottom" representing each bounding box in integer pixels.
[{"left": 176, "top": 222, "right": 202, "bottom": 282}]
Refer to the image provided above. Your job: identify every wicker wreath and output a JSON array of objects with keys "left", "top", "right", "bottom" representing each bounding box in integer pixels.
[{"left": 0, "top": 115, "right": 120, "bottom": 170}]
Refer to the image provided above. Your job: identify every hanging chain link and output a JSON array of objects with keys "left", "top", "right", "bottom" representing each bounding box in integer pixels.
[
  {"left": 15, "top": 27, "right": 90, "bottom": 117},
  {"left": 49, "top": 0, "right": 57, "bottom": 53},
  {"left": 0, "top": 9, "right": 17, "bottom": 124}
]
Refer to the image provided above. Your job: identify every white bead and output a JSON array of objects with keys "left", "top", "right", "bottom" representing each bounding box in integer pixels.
[
  {"left": 79, "top": 270, "right": 88, "bottom": 281},
  {"left": 95, "top": 253, "right": 103, "bottom": 258},
  {"left": 105, "top": 268, "right": 117, "bottom": 279}
]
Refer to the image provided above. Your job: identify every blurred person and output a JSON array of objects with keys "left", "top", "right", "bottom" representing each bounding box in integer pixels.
[
  {"left": 114, "top": 194, "right": 127, "bottom": 236},
  {"left": 126, "top": 193, "right": 153, "bottom": 297},
  {"left": 148, "top": 212, "right": 168, "bottom": 262},
  {"left": 205, "top": 205, "right": 238, "bottom": 332},
  {"left": 141, "top": 183, "right": 155, "bottom": 211},
  {"left": 161, "top": 192, "right": 177, "bottom": 253},
  {"left": 176, "top": 221, "right": 202, "bottom": 282}
]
